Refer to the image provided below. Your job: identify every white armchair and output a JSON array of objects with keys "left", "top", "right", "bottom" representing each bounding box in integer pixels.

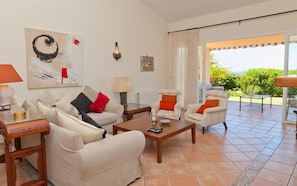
[
  {"left": 185, "top": 90, "right": 229, "bottom": 134},
  {"left": 151, "top": 89, "right": 182, "bottom": 120}
]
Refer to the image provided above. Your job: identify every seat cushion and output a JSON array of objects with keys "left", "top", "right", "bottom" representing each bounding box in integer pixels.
[
  {"left": 187, "top": 113, "right": 203, "bottom": 121},
  {"left": 86, "top": 112, "right": 118, "bottom": 126},
  {"left": 157, "top": 110, "right": 175, "bottom": 118}
]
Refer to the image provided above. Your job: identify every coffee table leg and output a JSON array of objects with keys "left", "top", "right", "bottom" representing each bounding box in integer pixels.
[
  {"left": 191, "top": 125, "right": 196, "bottom": 144},
  {"left": 156, "top": 140, "right": 162, "bottom": 163},
  {"left": 113, "top": 126, "right": 118, "bottom": 135}
]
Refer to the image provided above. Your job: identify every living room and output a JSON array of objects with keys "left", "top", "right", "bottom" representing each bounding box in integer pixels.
[{"left": 1, "top": 0, "right": 297, "bottom": 185}]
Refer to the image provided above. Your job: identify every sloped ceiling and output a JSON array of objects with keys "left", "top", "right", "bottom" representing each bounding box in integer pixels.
[{"left": 141, "top": 0, "right": 272, "bottom": 22}]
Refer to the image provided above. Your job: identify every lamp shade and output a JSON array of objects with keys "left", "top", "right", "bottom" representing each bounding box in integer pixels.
[
  {"left": 0, "top": 64, "right": 23, "bottom": 83},
  {"left": 113, "top": 77, "right": 131, "bottom": 93},
  {"left": 0, "top": 64, "right": 23, "bottom": 109}
]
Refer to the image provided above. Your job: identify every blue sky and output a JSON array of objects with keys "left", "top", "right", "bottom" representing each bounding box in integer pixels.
[{"left": 211, "top": 45, "right": 291, "bottom": 73}]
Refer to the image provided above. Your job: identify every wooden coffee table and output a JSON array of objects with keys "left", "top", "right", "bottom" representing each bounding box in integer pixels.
[{"left": 113, "top": 117, "right": 196, "bottom": 163}]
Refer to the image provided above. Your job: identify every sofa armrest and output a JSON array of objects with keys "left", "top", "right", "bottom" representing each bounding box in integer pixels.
[
  {"left": 47, "top": 123, "right": 84, "bottom": 152},
  {"left": 104, "top": 101, "right": 124, "bottom": 121},
  {"left": 80, "top": 131, "right": 145, "bottom": 175}
]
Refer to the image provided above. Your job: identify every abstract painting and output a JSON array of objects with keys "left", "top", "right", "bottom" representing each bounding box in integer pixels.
[{"left": 25, "top": 28, "right": 83, "bottom": 88}]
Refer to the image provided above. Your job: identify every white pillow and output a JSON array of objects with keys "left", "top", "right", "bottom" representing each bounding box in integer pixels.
[
  {"left": 54, "top": 92, "right": 79, "bottom": 117},
  {"left": 83, "top": 85, "right": 98, "bottom": 102},
  {"left": 37, "top": 101, "right": 58, "bottom": 124},
  {"left": 22, "top": 100, "right": 38, "bottom": 113},
  {"left": 56, "top": 110, "right": 105, "bottom": 144},
  {"left": 33, "top": 89, "right": 56, "bottom": 106}
]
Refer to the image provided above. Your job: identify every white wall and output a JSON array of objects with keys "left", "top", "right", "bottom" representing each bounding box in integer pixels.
[
  {"left": 0, "top": 0, "right": 169, "bottom": 104},
  {"left": 169, "top": 0, "right": 297, "bottom": 43}
]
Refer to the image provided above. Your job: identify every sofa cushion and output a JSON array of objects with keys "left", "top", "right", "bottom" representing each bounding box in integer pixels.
[
  {"left": 22, "top": 100, "right": 38, "bottom": 113},
  {"left": 197, "top": 104, "right": 213, "bottom": 114},
  {"left": 83, "top": 85, "right": 98, "bottom": 102},
  {"left": 37, "top": 101, "right": 58, "bottom": 123},
  {"left": 71, "top": 92, "right": 92, "bottom": 113},
  {"left": 159, "top": 101, "right": 175, "bottom": 110},
  {"left": 86, "top": 112, "right": 118, "bottom": 126},
  {"left": 89, "top": 92, "right": 110, "bottom": 113},
  {"left": 81, "top": 111, "right": 107, "bottom": 138},
  {"left": 56, "top": 111, "right": 105, "bottom": 144},
  {"left": 54, "top": 92, "right": 79, "bottom": 117},
  {"left": 34, "top": 89, "right": 56, "bottom": 106}
]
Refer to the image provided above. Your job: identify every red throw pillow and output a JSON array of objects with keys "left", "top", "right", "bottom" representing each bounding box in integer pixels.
[
  {"left": 160, "top": 101, "right": 176, "bottom": 110},
  {"left": 89, "top": 92, "right": 110, "bottom": 113},
  {"left": 197, "top": 104, "right": 213, "bottom": 114},
  {"left": 205, "top": 99, "right": 219, "bottom": 107},
  {"left": 162, "top": 95, "right": 177, "bottom": 102}
]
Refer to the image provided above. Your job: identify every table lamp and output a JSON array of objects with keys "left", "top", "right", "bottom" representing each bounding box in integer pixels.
[
  {"left": 0, "top": 64, "right": 23, "bottom": 111},
  {"left": 113, "top": 77, "right": 131, "bottom": 107}
]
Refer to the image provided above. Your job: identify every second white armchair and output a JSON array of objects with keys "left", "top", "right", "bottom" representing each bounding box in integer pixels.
[{"left": 185, "top": 90, "right": 229, "bottom": 134}]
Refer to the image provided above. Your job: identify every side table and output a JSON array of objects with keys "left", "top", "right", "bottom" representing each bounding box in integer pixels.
[
  {"left": 123, "top": 103, "right": 151, "bottom": 120},
  {"left": 0, "top": 107, "right": 50, "bottom": 186}
]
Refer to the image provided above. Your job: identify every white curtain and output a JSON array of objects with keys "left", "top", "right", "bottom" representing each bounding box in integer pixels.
[{"left": 168, "top": 29, "right": 199, "bottom": 108}]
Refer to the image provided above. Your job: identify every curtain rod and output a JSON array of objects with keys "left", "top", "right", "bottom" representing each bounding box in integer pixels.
[{"left": 168, "top": 9, "right": 297, "bottom": 34}]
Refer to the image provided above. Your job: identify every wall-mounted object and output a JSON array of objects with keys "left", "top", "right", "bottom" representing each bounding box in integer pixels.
[
  {"left": 140, "top": 55, "right": 154, "bottom": 71},
  {"left": 113, "top": 77, "right": 131, "bottom": 107},
  {"left": 113, "top": 42, "right": 121, "bottom": 61},
  {"left": 25, "top": 28, "right": 83, "bottom": 89},
  {"left": 0, "top": 64, "right": 23, "bottom": 110}
]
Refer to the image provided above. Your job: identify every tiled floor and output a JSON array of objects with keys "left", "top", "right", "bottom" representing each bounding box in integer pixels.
[{"left": 1, "top": 101, "right": 297, "bottom": 186}]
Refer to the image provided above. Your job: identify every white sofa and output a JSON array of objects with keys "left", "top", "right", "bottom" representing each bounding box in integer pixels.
[
  {"left": 22, "top": 122, "right": 145, "bottom": 186},
  {"left": 20, "top": 85, "right": 146, "bottom": 185}
]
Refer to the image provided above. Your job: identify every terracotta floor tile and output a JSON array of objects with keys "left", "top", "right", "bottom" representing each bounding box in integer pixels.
[
  {"left": 219, "top": 173, "right": 241, "bottom": 186},
  {"left": 196, "top": 173, "right": 225, "bottom": 185},
  {"left": 206, "top": 152, "right": 231, "bottom": 162},
  {"left": 251, "top": 177, "right": 282, "bottom": 186},
  {"left": 233, "top": 161, "right": 251, "bottom": 171},
  {"left": 264, "top": 161, "right": 294, "bottom": 175},
  {"left": 170, "top": 175, "right": 199, "bottom": 186},
  {"left": 190, "top": 162, "right": 216, "bottom": 174},
  {"left": 257, "top": 168, "right": 290, "bottom": 185},
  {"left": 143, "top": 164, "right": 167, "bottom": 176},
  {"left": 212, "top": 162, "right": 240, "bottom": 173},
  {"left": 234, "top": 144, "right": 259, "bottom": 152},
  {"left": 144, "top": 175, "right": 171, "bottom": 186},
  {"left": 167, "top": 164, "right": 192, "bottom": 175},
  {"left": 225, "top": 152, "right": 251, "bottom": 161}
]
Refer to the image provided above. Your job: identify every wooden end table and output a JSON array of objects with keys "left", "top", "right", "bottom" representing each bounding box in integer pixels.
[
  {"left": 123, "top": 103, "right": 151, "bottom": 120},
  {"left": 0, "top": 106, "right": 50, "bottom": 186},
  {"left": 113, "top": 117, "right": 195, "bottom": 163}
]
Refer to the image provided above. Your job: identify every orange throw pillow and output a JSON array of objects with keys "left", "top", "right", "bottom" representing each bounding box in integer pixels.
[
  {"left": 162, "top": 95, "right": 177, "bottom": 102},
  {"left": 197, "top": 104, "right": 213, "bottom": 114},
  {"left": 160, "top": 101, "right": 176, "bottom": 110},
  {"left": 205, "top": 99, "right": 219, "bottom": 107}
]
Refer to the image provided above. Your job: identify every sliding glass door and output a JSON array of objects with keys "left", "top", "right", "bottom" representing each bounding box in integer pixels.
[{"left": 284, "top": 34, "right": 297, "bottom": 124}]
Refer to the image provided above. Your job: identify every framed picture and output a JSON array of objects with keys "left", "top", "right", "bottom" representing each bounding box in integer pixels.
[
  {"left": 25, "top": 28, "right": 83, "bottom": 89},
  {"left": 140, "top": 56, "right": 154, "bottom": 72}
]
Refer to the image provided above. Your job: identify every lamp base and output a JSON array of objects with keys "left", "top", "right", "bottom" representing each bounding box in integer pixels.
[
  {"left": 119, "top": 92, "right": 127, "bottom": 107},
  {"left": 0, "top": 84, "right": 14, "bottom": 111}
]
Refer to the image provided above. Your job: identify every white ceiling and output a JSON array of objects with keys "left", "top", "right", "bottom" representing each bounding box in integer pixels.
[{"left": 141, "top": 0, "right": 271, "bottom": 22}]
